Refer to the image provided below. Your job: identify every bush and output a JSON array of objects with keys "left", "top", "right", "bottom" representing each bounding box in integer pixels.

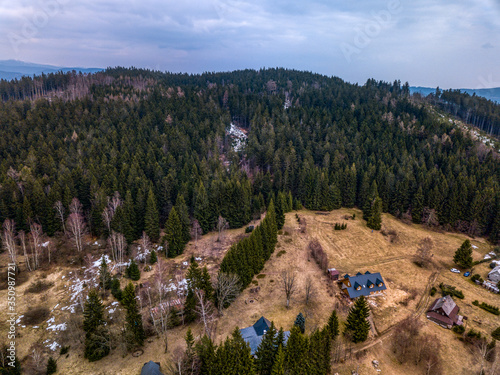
[
  {"left": 467, "top": 329, "right": 482, "bottom": 339},
  {"left": 478, "top": 302, "right": 500, "bottom": 315},
  {"left": 492, "top": 327, "right": 500, "bottom": 340},
  {"left": 490, "top": 262, "right": 498, "bottom": 269},
  {"left": 23, "top": 306, "right": 50, "bottom": 325},
  {"left": 25, "top": 280, "right": 54, "bottom": 294},
  {"left": 452, "top": 325, "right": 465, "bottom": 334},
  {"left": 111, "top": 277, "right": 122, "bottom": 301},
  {"left": 60, "top": 346, "right": 70, "bottom": 355},
  {"left": 149, "top": 250, "right": 157, "bottom": 264},
  {"left": 245, "top": 226, "right": 254, "bottom": 233},
  {"left": 471, "top": 274, "right": 481, "bottom": 282},
  {"left": 276, "top": 250, "right": 286, "bottom": 257},
  {"left": 439, "top": 283, "right": 464, "bottom": 299},
  {"left": 430, "top": 286, "right": 437, "bottom": 296}
]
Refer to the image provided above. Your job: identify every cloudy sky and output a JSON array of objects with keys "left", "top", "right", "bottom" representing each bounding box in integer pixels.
[{"left": 1, "top": 0, "right": 499, "bottom": 88}]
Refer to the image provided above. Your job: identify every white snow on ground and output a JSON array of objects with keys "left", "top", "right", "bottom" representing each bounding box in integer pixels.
[
  {"left": 92, "top": 254, "right": 111, "bottom": 268},
  {"left": 41, "top": 241, "right": 50, "bottom": 247},
  {"left": 472, "top": 245, "right": 478, "bottom": 249},
  {"left": 484, "top": 252, "right": 497, "bottom": 260},
  {"left": 135, "top": 247, "right": 150, "bottom": 263},
  {"left": 47, "top": 322, "right": 67, "bottom": 331},
  {"left": 15, "top": 315, "right": 23, "bottom": 324},
  {"left": 46, "top": 341, "right": 61, "bottom": 351},
  {"left": 195, "top": 257, "right": 202, "bottom": 261},
  {"left": 227, "top": 123, "right": 247, "bottom": 152}
]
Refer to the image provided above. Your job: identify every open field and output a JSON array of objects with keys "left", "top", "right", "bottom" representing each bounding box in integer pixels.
[{"left": 1, "top": 208, "right": 499, "bottom": 374}]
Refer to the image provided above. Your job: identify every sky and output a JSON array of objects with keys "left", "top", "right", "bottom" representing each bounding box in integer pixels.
[{"left": 0, "top": 0, "right": 499, "bottom": 88}]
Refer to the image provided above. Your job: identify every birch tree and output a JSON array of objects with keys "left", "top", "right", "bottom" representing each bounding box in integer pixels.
[
  {"left": 53, "top": 200, "right": 66, "bottom": 234},
  {"left": 29, "top": 222, "right": 43, "bottom": 270},
  {"left": 213, "top": 272, "right": 240, "bottom": 316},
  {"left": 67, "top": 198, "right": 86, "bottom": 252},
  {"left": 1, "top": 219, "right": 17, "bottom": 267},
  {"left": 108, "top": 231, "right": 126, "bottom": 271},
  {"left": 280, "top": 269, "right": 297, "bottom": 309}
]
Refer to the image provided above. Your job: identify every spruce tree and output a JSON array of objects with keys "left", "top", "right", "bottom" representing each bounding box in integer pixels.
[
  {"left": 99, "top": 257, "right": 111, "bottom": 290},
  {"left": 275, "top": 192, "right": 286, "bottom": 230},
  {"left": 326, "top": 309, "right": 339, "bottom": 341},
  {"left": 46, "top": 357, "right": 57, "bottom": 375},
  {"left": 165, "top": 207, "right": 185, "bottom": 257},
  {"left": 144, "top": 188, "right": 160, "bottom": 242},
  {"left": 126, "top": 259, "right": 141, "bottom": 281},
  {"left": 412, "top": 186, "right": 424, "bottom": 223},
  {"left": 294, "top": 312, "right": 306, "bottom": 334},
  {"left": 122, "top": 282, "right": 145, "bottom": 349},
  {"left": 194, "top": 182, "right": 211, "bottom": 234},
  {"left": 83, "top": 289, "right": 110, "bottom": 361},
  {"left": 175, "top": 193, "right": 191, "bottom": 245},
  {"left": 149, "top": 249, "right": 157, "bottom": 264},
  {"left": 110, "top": 277, "right": 122, "bottom": 301},
  {"left": 284, "top": 326, "right": 309, "bottom": 375},
  {"left": 344, "top": 296, "right": 371, "bottom": 343},
  {"left": 367, "top": 197, "right": 382, "bottom": 230},
  {"left": 453, "top": 239, "right": 473, "bottom": 269},
  {"left": 255, "top": 322, "right": 278, "bottom": 375},
  {"left": 271, "top": 345, "right": 285, "bottom": 375},
  {"left": 122, "top": 190, "right": 137, "bottom": 243}
]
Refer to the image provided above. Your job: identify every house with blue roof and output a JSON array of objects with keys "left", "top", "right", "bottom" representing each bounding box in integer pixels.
[
  {"left": 240, "top": 317, "right": 290, "bottom": 356},
  {"left": 340, "top": 271, "right": 386, "bottom": 298}
]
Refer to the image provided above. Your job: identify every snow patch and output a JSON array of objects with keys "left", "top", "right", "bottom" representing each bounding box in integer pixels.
[{"left": 227, "top": 122, "right": 247, "bottom": 152}]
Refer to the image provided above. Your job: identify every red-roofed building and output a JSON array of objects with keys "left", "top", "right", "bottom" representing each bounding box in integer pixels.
[{"left": 426, "top": 295, "right": 464, "bottom": 329}]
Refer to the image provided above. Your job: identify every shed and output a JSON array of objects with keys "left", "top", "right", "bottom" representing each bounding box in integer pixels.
[{"left": 328, "top": 268, "right": 340, "bottom": 280}]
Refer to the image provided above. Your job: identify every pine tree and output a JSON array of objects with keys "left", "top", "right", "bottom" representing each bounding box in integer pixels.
[
  {"left": 149, "top": 249, "right": 157, "bottom": 264},
  {"left": 144, "top": 188, "right": 160, "bottom": 242},
  {"left": 412, "top": 186, "right": 424, "bottom": 224},
  {"left": 275, "top": 192, "right": 286, "bottom": 230},
  {"left": 122, "top": 190, "right": 137, "bottom": 243},
  {"left": 367, "top": 197, "right": 382, "bottom": 230},
  {"left": 46, "top": 357, "right": 57, "bottom": 375},
  {"left": 284, "top": 326, "right": 309, "bottom": 375},
  {"left": 126, "top": 259, "right": 141, "bottom": 281},
  {"left": 194, "top": 182, "right": 211, "bottom": 234},
  {"left": 255, "top": 322, "right": 278, "bottom": 375},
  {"left": 83, "top": 289, "right": 110, "bottom": 361},
  {"left": 122, "top": 282, "right": 145, "bottom": 349},
  {"left": 271, "top": 345, "right": 285, "bottom": 375},
  {"left": 111, "top": 277, "right": 122, "bottom": 301},
  {"left": 175, "top": 193, "right": 191, "bottom": 245},
  {"left": 165, "top": 207, "right": 185, "bottom": 257},
  {"left": 99, "top": 257, "right": 111, "bottom": 290},
  {"left": 294, "top": 312, "right": 306, "bottom": 334},
  {"left": 453, "top": 239, "right": 473, "bottom": 269},
  {"left": 326, "top": 310, "right": 339, "bottom": 341},
  {"left": 344, "top": 296, "right": 371, "bottom": 343}
]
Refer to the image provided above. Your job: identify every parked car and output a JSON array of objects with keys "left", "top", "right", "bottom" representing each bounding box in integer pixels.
[
  {"left": 450, "top": 268, "right": 460, "bottom": 273},
  {"left": 464, "top": 272, "right": 471, "bottom": 277}
]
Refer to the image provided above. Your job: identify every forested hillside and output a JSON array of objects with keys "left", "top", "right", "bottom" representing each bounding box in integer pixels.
[{"left": 1, "top": 67, "right": 499, "bottom": 246}]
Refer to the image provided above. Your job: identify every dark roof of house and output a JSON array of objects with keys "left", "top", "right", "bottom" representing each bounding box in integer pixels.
[
  {"left": 141, "top": 361, "right": 163, "bottom": 375},
  {"left": 253, "top": 316, "right": 271, "bottom": 336},
  {"left": 344, "top": 272, "right": 387, "bottom": 298},
  {"left": 240, "top": 317, "right": 290, "bottom": 355},
  {"left": 426, "top": 311, "right": 454, "bottom": 327},
  {"left": 428, "top": 295, "right": 460, "bottom": 321}
]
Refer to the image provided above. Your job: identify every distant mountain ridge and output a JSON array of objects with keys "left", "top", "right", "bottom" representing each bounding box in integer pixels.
[
  {"left": 0, "top": 60, "right": 103, "bottom": 81},
  {"left": 410, "top": 86, "right": 500, "bottom": 103}
]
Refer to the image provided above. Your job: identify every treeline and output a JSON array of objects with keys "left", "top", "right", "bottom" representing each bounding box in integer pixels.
[
  {"left": 0, "top": 68, "right": 499, "bottom": 249},
  {"left": 430, "top": 88, "right": 500, "bottom": 137}
]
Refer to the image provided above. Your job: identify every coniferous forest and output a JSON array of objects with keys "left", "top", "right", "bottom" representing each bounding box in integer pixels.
[{"left": 0, "top": 67, "right": 499, "bottom": 246}]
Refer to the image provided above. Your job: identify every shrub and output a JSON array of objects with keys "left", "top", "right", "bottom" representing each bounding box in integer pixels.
[
  {"left": 430, "top": 286, "right": 437, "bottom": 296},
  {"left": 439, "top": 283, "right": 464, "bottom": 299},
  {"left": 149, "top": 250, "right": 157, "bottom": 264},
  {"left": 473, "top": 300, "right": 479, "bottom": 306},
  {"left": 467, "top": 329, "right": 482, "bottom": 339},
  {"left": 256, "top": 274, "right": 266, "bottom": 279},
  {"left": 111, "top": 277, "right": 122, "bottom": 301},
  {"left": 471, "top": 274, "right": 481, "bottom": 282},
  {"left": 23, "top": 306, "right": 50, "bottom": 325},
  {"left": 245, "top": 226, "right": 254, "bottom": 233},
  {"left": 60, "top": 346, "right": 70, "bottom": 355},
  {"left": 490, "top": 262, "right": 498, "bottom": 269},
  {"left": 492, "top": 327, "right": 500, "bottom": 340},
  {"left": 276, "top": 250, "right": 286, "bottom": 257},
  {"left": 126, "top": 259, "right": 141, "bottom": 281},
  {"left": 25, "top": 280, "right": 54, "bottom": 294},
  {"left": 452, "top": 325, "right": 465, "bottom": 334},
  {"left": 478, "top": 302, "right": 500, "bottom": 315}
]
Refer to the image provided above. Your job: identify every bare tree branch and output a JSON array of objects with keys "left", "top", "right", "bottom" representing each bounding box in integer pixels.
[
  {"left": 213, "top": 272, "right": 240, "bottom": 316},
  {"left": 280, "top": 269, "right": 297, "bottom": 309}
]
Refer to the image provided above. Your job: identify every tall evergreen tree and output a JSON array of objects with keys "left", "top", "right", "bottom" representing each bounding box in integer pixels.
[
  {"left": 275, "top": 192, "right": 286, "bottom": 230},
  {"left": 175, "top": 193, "right": 191, "bottom": 245},
  {"left": 344, "top": 296, "right": 370, "bottom": 343},
  {"left": 99, "top": 257, "right": 111, "bottom": 291},
  {"left": 271, "top": 345, "right": 285, "bottom": 375},
  {"left": 294, "top": 312, "right": 306, "bottom": 334},
  {"left": 83, "top": 289, "right": 110, "bottom": 361},
  {"left": 367, "top": 197, "right": 382, "bottom": 230},
  {"left": 412, "top": 186, "right": 424, "bottom": 224},
  {"left": 453, "top": 239, "right": 473, "bottom": 269},
  {"left": 255, "top": 322, "right": 279, "bottom": 375},
  {"left": 165, "top": 207, "right": 185, "bottom": 257},
  {"left": 284, "top": 326, "right": 309, "bottom": 375},
  {"left": 144, "top": 188, "right": 160, "bottom": 242},
  {"left": 326, "top": 309, "right": 339, "bottom": 341},
  {"left": 194, "top": 182, "right": 211, "bottom": 234},
  {"left": 122, "top": 282, "right": 145, "bottom": 349}
]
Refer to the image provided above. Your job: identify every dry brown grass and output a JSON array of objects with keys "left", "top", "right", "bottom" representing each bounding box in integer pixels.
[{"left": 1, "top": 208, "right": 499, "bottom": 375}]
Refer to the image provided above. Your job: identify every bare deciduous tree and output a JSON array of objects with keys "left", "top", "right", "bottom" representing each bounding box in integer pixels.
[
  {"left": 304, "top": 276, "right": 315, "bottom": 305},
  {"left": 216, "top": 216, "right": 229, "bottom": 242},
  {"left": 194, "top": 289, "right": 216, "bottom": 339},
  {"left": 415, "top": 236, "right": 433, "bottom": 267},
  {"left": 108, "top": 231, "right": 126, "bottom": 271},
  {"left": 18, "top": 230, "right": 31, "bottom": 271},
  {"left": 213, "top": 272, "right": 240, "bottom": 316},
  {"left": 280, "top": 269, "right": 297, "bottom": 308},
  {"left": 422, "top": 207, "right": 439, "bottom": 227},
  {"left": 1, "top": 219, "right": 17, "bottom": 267},
  {"left": 29, "top": 222, "right": 43, "bottom": 270},
  {"left": 67, "top": 198, "right": 86, "bottom": 252},
  {"left": 54, "top": 200, "right": 66, "bottom": 234},
  {"left": 139, "top": 231, "right": 151, "bottom": 264},
  {"left": 191, "top": 219, "right": 202, "bottom": 248}
]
